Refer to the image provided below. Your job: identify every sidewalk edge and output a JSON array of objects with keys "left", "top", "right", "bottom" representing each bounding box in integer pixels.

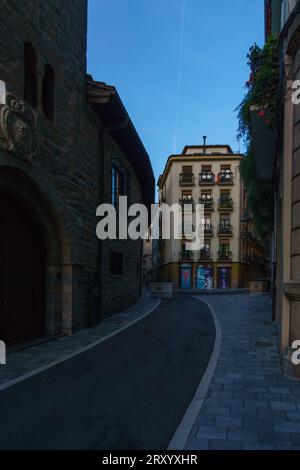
[
  {"left": 167, "top": 297, "right": 222, "bottom": 450},
  {"left": 0, "top": 298, "right": 161, "bottom": 393}
]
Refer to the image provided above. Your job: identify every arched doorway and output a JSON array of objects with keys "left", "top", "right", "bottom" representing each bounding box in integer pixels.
[{"left": 0, "top": 189, "right": 46, "bottom": 344}]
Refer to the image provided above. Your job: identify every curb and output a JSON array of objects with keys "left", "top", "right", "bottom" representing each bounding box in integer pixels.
[
  {"left": 0, "top": 297, "right": 161, "bottom": 393},
  {"left": 167, "top": 296, "right": 222, "bottom": 450}
]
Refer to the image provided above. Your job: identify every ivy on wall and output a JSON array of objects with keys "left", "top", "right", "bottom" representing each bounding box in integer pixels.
[{"left": 236, "top": 35, "right": 279, "bottom": 237}]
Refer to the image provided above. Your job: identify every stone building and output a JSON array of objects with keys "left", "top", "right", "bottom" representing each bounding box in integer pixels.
[
  {"left": 253, "top": 1, "right": 300, "bottom": 375},
  {"left": 155, "top": 143, "right": 245, "bottom": 289},
  {"left": 0, "top": 0, "right": 154, "bottom": 345}
]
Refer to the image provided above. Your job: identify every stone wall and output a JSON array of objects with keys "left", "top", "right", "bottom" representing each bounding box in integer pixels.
[{"left": 0, "top": 0, "right": 147, "bottom": 340}]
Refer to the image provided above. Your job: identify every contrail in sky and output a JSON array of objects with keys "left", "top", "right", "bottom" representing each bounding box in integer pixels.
[{"left": 173, "top": 0, "right": 186, "bottom": 154}]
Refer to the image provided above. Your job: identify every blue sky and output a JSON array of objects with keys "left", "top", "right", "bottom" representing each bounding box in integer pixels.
[{"left": 87, "top": 0, "right": 264, "bottom": 181}]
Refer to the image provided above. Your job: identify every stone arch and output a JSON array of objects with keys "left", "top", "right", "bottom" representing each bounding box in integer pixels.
[{"left": 0, "top": 164, "right": 73, "bottom": 338}]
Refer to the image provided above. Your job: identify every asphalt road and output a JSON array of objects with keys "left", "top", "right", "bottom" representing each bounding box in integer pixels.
[{"left": 0, "top": 295, "right": 215, "bottom": 450}]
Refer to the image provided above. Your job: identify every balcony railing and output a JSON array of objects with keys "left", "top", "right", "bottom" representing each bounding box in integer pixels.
[
  {"left": 218, "top": 251, "right": 233, "bottom": 261},
  {"left": 218, "top": 198, "right": 233, "bottom": 210},
  {"left": 217, "top": 172, "right": 234, "bottom": 185},
  {"left": 202, "top": 224, "right": 213, "bottom": 236},
  {"left": 179, "top": 199, "right": 194, "bottom": 210},
  {"left": 218, "top": 224, "right": 233, "bottom": 236},
  {"left": 179, "top": 251, "right": 193, "bottom": 262},
  {"left": 180, "top": 174, "right": 195, "bottom": 186},
  {"left": 199, "top": 251, "right": 212, "bottom": 261},
  {"left": 199, "top": 198, "right": 214, "bottom": 211},
  {"left": 199, "top": 172, "right": 215, "bottom": 185}
]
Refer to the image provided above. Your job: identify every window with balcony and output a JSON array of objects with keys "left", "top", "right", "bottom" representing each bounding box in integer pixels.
[
  {"left": 219, "top": 190, "right": 233, "bottom": 210},
  {"left": 218, "top": 165, "right": 233, "bottom": 184},
  {"left": 199, "top": 165, "right": 215, "bottom": 184},
  {"left": 200, "top": 190, "right": 213, "bottom": 210},
  {"left": 218, "top": 241, "right": 232, "bottom": 261},
  {"left": 180, "top": 166, "right": 195, "bottom": 185},
  {"left": 219, "top": 214, "right": 232, "bottom": 234},
  {"left": 200, "top": 242, "right": 211, "bottom": 261},
  {"left": 180, "top": 191, "right": 194, "bottom": 209}
]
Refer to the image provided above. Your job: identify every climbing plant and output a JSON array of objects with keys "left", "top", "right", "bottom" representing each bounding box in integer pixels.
[{"left": 236, "top": 35, "right": 279, "bottom": 237}]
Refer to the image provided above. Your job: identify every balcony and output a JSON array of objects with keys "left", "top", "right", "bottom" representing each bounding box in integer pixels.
[
  {"left": 199, "top": 250, "right": 212, "bottom": 262},
  {"left": 202, "top": 224, "right": 213, "bottom": 237},
  {"left": 218, "top": 198, "right": 233, "bottom": 211},
  {"left": 217, "top": 171, "right": 234, "bottom": 185},
  {"left": 179, "top": 199, "right": 194, "bottom": 210},
  {"left": 179, "top": 251, "right": 193, "bottom": 262},
  {"left": 218, "top": 251, "right": 233, "bottom": 262},
  {"left": 218, "top": 224, "right": 233, "bottom": 237},
  {"left": 199, "top": 198, "right": 214, "bottom": 212},
  {"left": 180, "top": 173, "right": 195, "bottom": 186},
  {"left": 199, "top": 172, "right": 215, "bottom": 185}
]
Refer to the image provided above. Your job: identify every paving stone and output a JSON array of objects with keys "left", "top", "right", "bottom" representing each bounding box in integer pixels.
[
  {"left": 184, "top": 438, "right": 209, "bottom": 450},
  {"left": 185, "top": 295, "right": 300, "bottom": 450},
  {"left": 209, "top": 391, "right": 232, "bottom": 399},
  {"left": 258, "top": 431, "right": 292, "bottom": 446},
  {"left": 203, "top": 407, "right": 230, "bottom": 417},
  {"left": 286, "top": 411, "right": 300, "bottom": 422},
  {"left": 215, "top": 416, "right": 242, "bottom": 428},
  {"left": 268, "top": 387, "right": 292, "bottom": 395},
  {"left": 228, "top": 429, "right": 258, "bottom": 443},
  {"left": 196, "top": 426, "right": 227, "bottom": 440},
  {"left": 231, "top": 407, "right": 258, "bottom": 418},
  {"left": 270, "top": 401, "right": 297, "bottom": 411},
  {"left": 243, "top": 417, "right": 274, "bottom": 431},
  {"left": 242, "top": 442, "right": 276, "bottom": 450},
  {"left": 245, "top": 400, "right": 270, "bottom": 410},
  {"left": 209, "top": 439, "right": 242, "bottom": 450},
  {"left": 274, "top": 420, "right": 300, "bottom": 434},
  {"left": 196, "top": 415, "right": 216, "bottom": 427}
]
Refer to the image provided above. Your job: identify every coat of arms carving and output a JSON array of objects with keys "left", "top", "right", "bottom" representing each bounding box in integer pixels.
[{"left": 0, "top": 93, "right": 38, "bottom": 161}]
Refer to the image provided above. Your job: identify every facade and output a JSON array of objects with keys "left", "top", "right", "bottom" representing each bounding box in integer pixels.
[
  {"left": 254, "top": 1, "right": 300, "bottom": 375},
  {"left": 240, "top": 188, "right": 267, "bottom": 286},
  {"left": 0, "top": 0, "right": 154, "bottom": 345},
  {"left": 155, "top": 144, "right": 244, "bottom": 289},
  {"left": 142, "top": 237, "right": 153, "bottom": 286}
]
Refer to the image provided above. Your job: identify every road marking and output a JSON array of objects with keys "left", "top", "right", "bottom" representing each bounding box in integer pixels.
[
  {"left": 0, "top": 298, "right": 161, "bottom": 392},
  {"left": 167, "top": 296, "right": 222, "bottom": 450}
]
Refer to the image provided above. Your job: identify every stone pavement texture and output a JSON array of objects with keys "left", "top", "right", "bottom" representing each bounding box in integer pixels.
[
  {"left": 0, "top": 292, "right": 159, "bottom": 388},
  {"left": 184, "top": 294, "right": 300, "bottom": 450}
]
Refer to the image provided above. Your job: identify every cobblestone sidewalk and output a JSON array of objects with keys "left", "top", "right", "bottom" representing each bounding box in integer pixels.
[
  {"left": 185, "top": 294, "right": 300, "bottom": 450},
  {"left": 0, "top": 292, "right": 160, "bottom": 389}
]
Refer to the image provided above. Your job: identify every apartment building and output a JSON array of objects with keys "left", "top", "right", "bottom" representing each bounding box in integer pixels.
[{"left": 156, "top": 143, "right": 243, "bottom": 289}]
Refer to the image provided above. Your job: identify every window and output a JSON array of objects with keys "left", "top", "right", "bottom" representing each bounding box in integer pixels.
[
  {"left": 110, "top": 251, "right": 123, "bottom": 276},
  {"left": 220, "top": 190, "right": 230, "bottom": 201},
  {"left": 201, "top": 242, "right": 211, "bottom": 259},
  {"left": 202, "top": 165, "right": 212, "bottom": 173},
  {"left": 219, "top": 241, "right": 230, "bottom": 255},
  {"left": 24, "top": 42, "right": 37, "bottom": 107},
  {"left": 182, "top": 191, "right": 193, "bottom": 201},
  {"left": 201, "top": 190, "right": 212, "bottom": 200},
  {"left": 42, "top": 64, "right": 55, "bottom": 121},
  {"left": 181, "top": 166, "right": 193, "bottom": 183},
  {"left": 220, "top": 214, "right": 231, "bottom": 228},
  {"left": 111, "top": 159, "right": 128, "bottom": 209}
]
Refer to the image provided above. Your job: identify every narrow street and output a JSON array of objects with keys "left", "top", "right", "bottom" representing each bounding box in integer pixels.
[{"left": 0, "top": 295, "right": 215, "bottom": 450}]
